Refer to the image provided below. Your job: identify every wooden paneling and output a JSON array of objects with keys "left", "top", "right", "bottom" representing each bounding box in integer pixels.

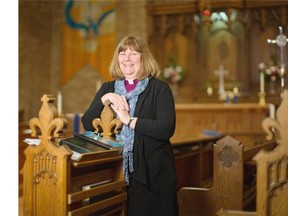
[{"left": 172, "top": 103, "right": 270, "bottom": 144}]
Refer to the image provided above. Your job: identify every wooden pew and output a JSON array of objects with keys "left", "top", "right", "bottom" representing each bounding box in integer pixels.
[
  {"left": 171, "top": 130, "right": 270, "bottom": 192},
  {"left": 21, "top": 95, "right": 127, "bottom": 216},
  {"left": 172, "top": 134, "right": 223, "bottom": 190},
  {"left": 172, "top": 102, "right": 271, "bottom": 196},
  {"left": 217, "top": 90, "right": 288, "bottom": 216},
  {"left": 177, "top": 135, "right": 277, "bottom": 215},
  {"left": 173, "top": 103, "right": 271, "bottom": 143}
]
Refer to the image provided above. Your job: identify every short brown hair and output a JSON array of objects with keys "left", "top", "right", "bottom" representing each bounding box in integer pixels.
[{"left": 109, "top": 35, "right": 160, "bottom": 80}]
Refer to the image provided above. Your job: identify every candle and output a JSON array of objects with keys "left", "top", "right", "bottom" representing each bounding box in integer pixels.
[
  {"left": 57, "top": 91, "right": 62, "bottom": 115},
  {"left": 73, "top": 113, "right": 80, "bottom": 133},
  {"left": 269, "top": 104, "right": 275, "bottom": 119},
  {"left": 260, "top": 72, "right": 265, "bottom": 92},
  {"left": 207, "top": 86, "right": 213, "bottom": 96}
]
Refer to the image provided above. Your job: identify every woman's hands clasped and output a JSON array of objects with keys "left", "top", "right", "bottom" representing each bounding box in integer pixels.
[
  {"left": 101, "top": 93, "right": 130, "bottom": 125},
  {"left": 101, "top": 93, "right": 129, "bottom": 111}
]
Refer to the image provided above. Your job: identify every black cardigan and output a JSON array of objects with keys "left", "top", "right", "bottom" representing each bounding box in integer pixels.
[{"left": 81, "top": 77, "right": 177, "bottom": 193}]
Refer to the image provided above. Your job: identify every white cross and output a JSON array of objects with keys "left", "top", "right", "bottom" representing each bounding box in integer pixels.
[
  {"left": 214, "top": 65, "right": 228, "bottom": 96},
  {"left": 267, "top": 26, "right": 288, "bottom": 88}
]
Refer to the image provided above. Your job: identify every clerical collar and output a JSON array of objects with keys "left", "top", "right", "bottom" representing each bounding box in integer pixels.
[
  {"left": 124, "top": 79, "right": 138, "bottom": 92},
  {"left": 124, "top": 79, "right": 134, "bottom": 84}
]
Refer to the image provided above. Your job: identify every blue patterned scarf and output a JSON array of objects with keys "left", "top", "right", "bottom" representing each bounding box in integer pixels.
[{"left": 114, "top": 78, "right": 149, "bottom": 185}]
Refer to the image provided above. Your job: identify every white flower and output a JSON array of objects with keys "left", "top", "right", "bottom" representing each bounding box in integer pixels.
[
  {"left": 162, "top": 64, "right": 183, "bottom": 84},
  {"left": 258, "top": 59, "right": 280, "bottom": 82},
  {"left": 265, "top": 67, "right": 271, "bottom": 75},
  {"left": 175, "top": 65, "right": 182, "bottom": 73},
  {"left": 258, "top": 62, "right": 266, "bottom": 70}
]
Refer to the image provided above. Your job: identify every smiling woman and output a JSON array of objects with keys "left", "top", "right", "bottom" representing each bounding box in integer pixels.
[
  {"left": 81, "top": 35, "right": 179, "bottom": 215},
  {"left": 118, "top": 48, "right": 141, "bottom": 80}
]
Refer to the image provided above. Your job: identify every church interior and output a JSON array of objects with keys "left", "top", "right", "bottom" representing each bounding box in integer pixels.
[{"left": 19, "top": 0, "right": 288, "bottom": 215}]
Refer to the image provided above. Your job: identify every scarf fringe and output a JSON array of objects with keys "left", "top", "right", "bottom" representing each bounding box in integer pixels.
[{"left": 123, "top": 151, "right": 134, "bottom": 185}]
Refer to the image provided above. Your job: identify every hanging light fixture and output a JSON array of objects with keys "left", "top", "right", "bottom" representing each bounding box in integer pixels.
[{"left": 199, "top": 0, "right": 212, "bottom": 29}]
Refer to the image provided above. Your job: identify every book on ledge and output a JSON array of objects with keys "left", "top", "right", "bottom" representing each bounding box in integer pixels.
[{"left": 59, "top": 131, "right": 124, "bottom": 155}]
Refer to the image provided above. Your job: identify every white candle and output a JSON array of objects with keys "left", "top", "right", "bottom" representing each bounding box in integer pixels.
[
  {"left": 57, "top": 91, "right": 62, "bottom": 115},
  {"left": 260, "top": 72, "right": 265, "bottom": 92},
  {"left": 269, "top": 103, "right": 275, "bottom": 119}
]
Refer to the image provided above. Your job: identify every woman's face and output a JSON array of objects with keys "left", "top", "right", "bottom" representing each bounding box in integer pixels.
[{"left": 118, "top": 47, "right": 141, "bottom": 80}]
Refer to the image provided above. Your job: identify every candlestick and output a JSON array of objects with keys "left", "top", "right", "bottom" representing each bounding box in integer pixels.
[
  {"left": 260, "top": 72, "right": 265, "bottom": 92},
  {"left": 258, "top": 92, "right": 266, "bottom": 106},
  {"left": 57, "top": 91, "right": 62, "bottom": 116}
]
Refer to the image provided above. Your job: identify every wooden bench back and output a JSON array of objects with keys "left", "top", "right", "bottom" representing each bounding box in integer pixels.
[
  {"left": 178, "top": 135, "right": 245, "bottom": 215},
  {"left": 178, "top": 129, "right": 277, "bottom": 215},
  {"left": 254, "top": 90, "right": 288, "bottom": 216},
  {"left": 218, "top": 90, "right": 288, "bottom": 216},
  {"left": 22, "top": 95, "right": 71, "bottom": 215}
]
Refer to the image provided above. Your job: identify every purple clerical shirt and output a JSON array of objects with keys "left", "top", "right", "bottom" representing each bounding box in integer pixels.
[{"left": 124, "top": 79, "right": 138, "bottom": 92}]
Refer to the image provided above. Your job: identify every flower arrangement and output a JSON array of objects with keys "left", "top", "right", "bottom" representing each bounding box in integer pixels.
[
  {"left": 162, "top": 58, "right": 184, "bottom": 84},
  {"left": 258, "top": 54, "right": 280, "bottom": 82}
]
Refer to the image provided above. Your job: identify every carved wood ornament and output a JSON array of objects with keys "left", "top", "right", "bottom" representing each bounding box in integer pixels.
[
  {"left": 92, "top": 100, "right": 122, "bottom": 141},
  {"left": 147, "top": 1, "right": 288, "bottom": 36},
  {"left": 22, "top": 95, "right": 72, "bottom": 215},
  {"left": 22, "top": 95, "right": 126, "bottom": 216},
  {"left": 257, "top": 90, "right": 288, "bottom": 215},
  {"left": 218, "top": 145, "right": 239, "bottom": 168}
]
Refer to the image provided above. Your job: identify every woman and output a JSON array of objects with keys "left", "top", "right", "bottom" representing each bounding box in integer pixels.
[{"left": 81, "top": 35, "right": 178, "bottom": 215}]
